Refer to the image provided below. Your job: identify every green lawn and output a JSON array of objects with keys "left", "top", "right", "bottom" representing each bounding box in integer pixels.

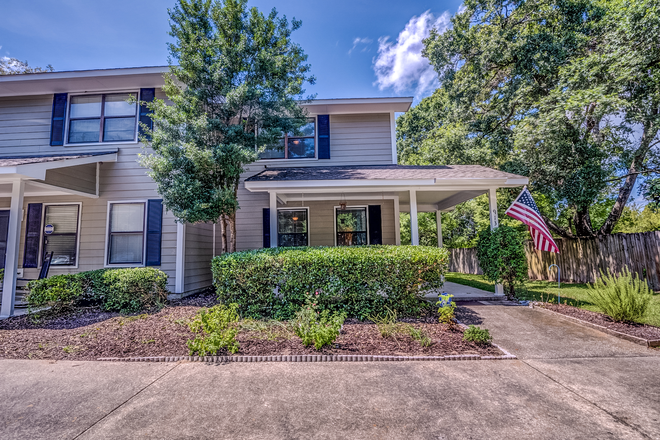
[{"left": 445, "top": 272, "right": 660, "bottom": 328}]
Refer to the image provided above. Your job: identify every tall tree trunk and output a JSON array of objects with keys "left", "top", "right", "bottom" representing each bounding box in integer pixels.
[
  {"left": 221, "top": 214, "right": 229, "bottom": 254},
  {"left": 573, "top": 207, "right": 595, "bottom": 237},
  {"left": 599, "top": 116, "right": 658, "bottom": 235},
  {"left": 229, "top": 211, "right": 237, "bottom": 253}
]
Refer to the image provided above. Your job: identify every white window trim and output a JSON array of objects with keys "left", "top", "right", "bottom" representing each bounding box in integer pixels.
[
  {"left": 104, "top": 200, "right": 148, "bottom": 268},
  {"left": 276, "top": 207, "right": 310, "bottom": 247},
  {"left": 256, "top": 116, "right": 318, "bottom": 163},
  {"left": 333, "top": 205, "right": 370, "bottom": 247},
  {"left": 64, "top": 90, "right": 142, "bottom": 147},
  {"left": 40, "top": 202, "right": 83, "bottom": 269}
]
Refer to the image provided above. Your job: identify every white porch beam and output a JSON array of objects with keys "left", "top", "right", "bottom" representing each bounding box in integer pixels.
[
  {"left": 1, "top": 179, "right": 25, "bottom": 318},
  {"left": 175, "top": 222, "right": 186, "bottom": 295},
  {"left": 436, "top": 210, "right": 443, "bottom": 248},
  {"left": 269, "top": 192, "right": 278, "bottom": 248},
  {"left": 488, "top": 187, "right": 504, "bottom": 296},
  {"left": 409, "top": 189, "right": 419, "bottom": 246}
]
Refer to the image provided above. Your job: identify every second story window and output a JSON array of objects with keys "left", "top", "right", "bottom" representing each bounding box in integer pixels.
[
  {"left": 68, "top": 93, "right": 137, "bottom": 144},
  {"left": 259, "top": 118, "right": 316, "bottom": 160}
]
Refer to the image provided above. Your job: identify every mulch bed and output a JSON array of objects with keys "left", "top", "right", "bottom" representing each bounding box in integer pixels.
[
  {"left": 0, "top": 292, "right": 501, "bottom": 360},
  {"left": 541, "top": 303, "right": 660, "bottom": 341}
]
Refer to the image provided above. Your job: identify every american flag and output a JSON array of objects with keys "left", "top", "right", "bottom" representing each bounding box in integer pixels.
[{"left": 505, "top": 187, "right": 559, "bottom": 253}]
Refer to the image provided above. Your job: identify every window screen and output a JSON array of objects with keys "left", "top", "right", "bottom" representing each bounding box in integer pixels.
[
  {"left": 108, "top": 203, "right": 145, "bottom": 264},
  {"left": 43, "top": 204, "right": 80, "bottom": 266}
]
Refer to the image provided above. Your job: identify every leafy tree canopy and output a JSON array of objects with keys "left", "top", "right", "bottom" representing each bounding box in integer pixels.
[
  {"left": 141, "top": 0, "right": 314, "bottom": 252},
  {"left": 398, "top": 0, "right": 660, "bottom": 238},
  {"left": 0, "top": 57, "right": 53, "bottom": 75}
]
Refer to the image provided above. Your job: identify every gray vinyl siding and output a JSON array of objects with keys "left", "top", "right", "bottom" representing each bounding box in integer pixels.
[
  {"left": 325, "top": 114, "right": 393, "bottom": 165},
  {"left": 235, "top": 170, "right": 270, "bottom": 251},
  {"left": 184, "top": 222, "right": 215, "bottom": 293},
  {"left": 0, "top": 90, "right": 191, "bottom": 293}
]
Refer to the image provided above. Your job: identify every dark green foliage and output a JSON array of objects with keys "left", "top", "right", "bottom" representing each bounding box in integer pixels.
[
  {"left": 463, "top": 325, "right": 492, "bottom": 345},
  {"left": 477, "top": 226, "right": 528, "bottom": 298},
  {"left": 293, "top": 293, "right": 346, "bottom": 350},
  {"left": 141, "top": 0, "right": 314, "bottom": 252},
  {"left": 188, "top": 303, "right": 240, "bottom": 355},
  {"left": 26, "top": 268, "right": 169, "bottom": 314},
  {"left": 212, "top": 245, "right": 449, "bottom": 320},
  {"left": 586, "top": 269, "right": 653, "bottom": 323}
]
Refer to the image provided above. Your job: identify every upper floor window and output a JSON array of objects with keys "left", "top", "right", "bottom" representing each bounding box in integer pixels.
[
  {"left": 68, "top": 93, "right": 137, "bottom": 144},
  {"left": 259, "top": 118, "right": 316, "bottom": 160}
]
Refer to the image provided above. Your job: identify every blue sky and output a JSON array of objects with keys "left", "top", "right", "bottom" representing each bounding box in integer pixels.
[{"left": 0, "top": 0, "right": 464, "bottom": 100}]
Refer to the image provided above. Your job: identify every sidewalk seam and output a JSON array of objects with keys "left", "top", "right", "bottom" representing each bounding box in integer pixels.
[
  {"left": 71, "top": 363, "right": 180, "bottom": 439},
  {"left": 520, "top": 359, "right": 652, "bottom": 440}
]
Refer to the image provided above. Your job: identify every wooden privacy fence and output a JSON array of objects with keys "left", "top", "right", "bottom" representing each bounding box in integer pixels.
[{"left": 449, "top": 231, "right": 660, "bottom": 290}]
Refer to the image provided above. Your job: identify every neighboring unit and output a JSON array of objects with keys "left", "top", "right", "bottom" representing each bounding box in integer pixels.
[{"left": 0, "top": 67, "right": 527, "bottom": 317}]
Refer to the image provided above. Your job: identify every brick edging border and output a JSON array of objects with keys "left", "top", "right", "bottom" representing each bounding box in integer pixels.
[
  {"left": 531, "top": 304, "right": 660, "bottom": 348},
  {"left": 97, "top": 348, "right": 516, "bottom": 363}
]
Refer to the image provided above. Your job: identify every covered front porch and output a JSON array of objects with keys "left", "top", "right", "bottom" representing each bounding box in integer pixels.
[
  {"left": 244, "top": 164, "right": 529, "bottom": 296},
  {"left": 0, "top": 151, "right": 118, "bottom": 318}
]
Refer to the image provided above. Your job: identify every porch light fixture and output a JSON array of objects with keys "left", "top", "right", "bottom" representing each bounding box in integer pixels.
[
  {"left": 339, "top": 193, "right": 347, "bottom": 211},
  {"left": 292, "top": 216, "right": 299, "bottom": 221}
]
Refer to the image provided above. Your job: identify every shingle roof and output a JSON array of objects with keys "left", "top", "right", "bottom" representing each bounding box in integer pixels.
[
  {"left": 0, "top": 151, "right": 117, "bottom": 167},
  {"left": 246, "top": 165, "right": 525, "bottom": 182}
]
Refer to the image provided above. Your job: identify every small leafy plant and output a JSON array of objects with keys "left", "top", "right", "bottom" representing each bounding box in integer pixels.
[
  {"left": 437, "top": 293, "right": 456, "bottom": 325},
  {"left": 294, "top": 292, "right": 346, "bottom": 350},
  {"left": 405, "top": 325, "right": 433, "bottom": 347},
  {"left": 463, "top": 325, "right": 492, "bottom": 345},
  {"left": 368, "top": 306, "right": 399, "bottom": 338},
  {"left": 187, "top": 303, "right": 240, "bottom": 355},
  {"left": 586, "top": 268, "right": 652, "bottom": 323}
]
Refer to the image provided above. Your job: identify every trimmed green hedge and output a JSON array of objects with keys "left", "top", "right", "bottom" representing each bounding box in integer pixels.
[
  {"left": 212, "top": 245, "right": 449, "bottom": 320},
  {"left": 26, "top": 267, "right": 169, "bottom": 314}
]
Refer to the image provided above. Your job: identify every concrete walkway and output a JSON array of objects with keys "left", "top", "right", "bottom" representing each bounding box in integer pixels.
[
  {"left": 1, "top": 304, "right": 659, "bottom": 439},
  {"left": 425, "top": 281, "right": 502, "bottom": 301}
]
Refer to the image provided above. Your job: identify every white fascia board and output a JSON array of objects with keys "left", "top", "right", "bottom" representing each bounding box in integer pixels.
[
  {"left": 0, "top": 153, "right": 118, "bottom": 180},
  {"left": 301, "top": 97, "right": 414, "bottom": 115}
]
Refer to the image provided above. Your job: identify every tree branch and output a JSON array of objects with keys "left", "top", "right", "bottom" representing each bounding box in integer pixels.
[
  {"left": 604, "top": 169, "right": 660, "bottom": 182},
  {"left": 541, "top": 215, "right": 575, "bottom": 239}
]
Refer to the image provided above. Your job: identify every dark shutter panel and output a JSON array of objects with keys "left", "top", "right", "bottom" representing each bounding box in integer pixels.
[
  {"left": 368, "top": 205, "right": 382, "bottom": 245},
  {"left": 0, "top": 211, "right": 10, "bottom": 270},
  {"left": 145, "top": 199, "right": 163, "bottom": 266},
  {"left": 263, "top": 208, "right": 271, "bottom": 248},
  {"left": 139, "top": 88, "right": 155, "bottom": 140},
  {"left": 23, "top": 203, "right": 43, "bottom": 268},
  {"left": 317, "top": 114, "right": 330, "bottom": 159},
  {"left": 50, "top": 93, "right": 67, "bottom": 146}
]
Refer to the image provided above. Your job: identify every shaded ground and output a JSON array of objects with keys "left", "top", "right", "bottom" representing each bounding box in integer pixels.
[
  {"left": 447, "top": 272, "right": 660, "bottom": 327},
  {"left": 2, "top": 303, "right": 659, "bottom": 440},
  {"left": 0, "top": 292, "right": 500, "bottom": 360}
]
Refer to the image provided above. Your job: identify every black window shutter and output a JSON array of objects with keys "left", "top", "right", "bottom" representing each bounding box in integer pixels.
[
  {"left": 50, "top": 93, "right": 67, "bottom": 146},
  {"left": 263, "top": 208, "right": 271, "bottom": 248},
  {"left": 145, "top": 199, "right": 163, "bottom": 266},
  {"left": 368, "top": 205, "right": 382, "bottom": 245},
  {"left": 317, "top": 115, "right": 330, "bottom": 159},
  {"left": 0, "top": 211, "right": 10, "bottom": 270},
  {"left": 23, "top": 203, "right": 43, "bottom": 268},
  {"left": 139, "top": 88, "right": 155, "bottom": 140}
]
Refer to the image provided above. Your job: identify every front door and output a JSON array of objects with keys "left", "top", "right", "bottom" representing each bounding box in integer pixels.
[{"left": 0, "top": 210, "right": 10, "bottom": 270}]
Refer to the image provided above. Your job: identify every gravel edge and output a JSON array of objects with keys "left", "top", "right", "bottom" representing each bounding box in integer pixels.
[{"left": 531, "top": 303, "right": 660, "bottom": 348}]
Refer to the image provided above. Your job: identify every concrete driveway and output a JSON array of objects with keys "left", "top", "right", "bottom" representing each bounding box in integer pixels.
[{"left": 1, "top": 304, "right": 659, "bottom": 440}]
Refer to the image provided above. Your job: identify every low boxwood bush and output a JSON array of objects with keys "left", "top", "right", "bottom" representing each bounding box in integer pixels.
[
  {"left": 587, "top": 268, "right": 653, "bottom": 323},
  {"left": 188, "top": 303, "right": 240, "bottom": 355},
  {"left": 26, "top": 267, "right": 169, "bottom": 314},
  {"left": 212, "top": 245, "right": 449, "bottom": 320}
]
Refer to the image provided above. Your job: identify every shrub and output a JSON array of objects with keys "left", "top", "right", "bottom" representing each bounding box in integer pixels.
[
  {"left": 477, "top": 226, "right": 528, "bottom": 299},
  {"left": 26, "top": 267, "right": 169, "bottom": 313},
  {"left": 187, "top": 303, "right": 240, "bottom": 355},
  {"left": 586, "top": 268, "right": 652, "bottom": 323},
  {"left": 212, "top": 245, "right": 449, "bottom": 320},
  {"left": 294, "top": 293, "right": 346, "bottom": 350},
  {"left": 437, "top": 293, "right": 456, "bottom": 325},
  {"left": 463, "top": 325, "right": 492, "bottom": 345},
  {"left": 0, "top": 268, "right": 4, "bottom": 283}
]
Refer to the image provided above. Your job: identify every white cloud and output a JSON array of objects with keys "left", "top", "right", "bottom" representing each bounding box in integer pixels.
[
  {"left": 349, "top": 37, "right": 373, "bottom": 55},
  {"left": 373, "top": 10, "right": 451, "bottom": 98}
]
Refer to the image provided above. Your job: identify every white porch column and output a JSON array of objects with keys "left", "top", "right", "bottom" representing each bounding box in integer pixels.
[
  {"left": 1, "top": 180, "right": 25, "bottom": 318},
  {"left": 175, "top": 222, "right": 186, "bottom": 295},
  {"left": 394, "top": 196, "right": 401, "bottom": 245},
  {"left": 488, "top": 187, "right": 504, "bottom": 296},
  {"left": 409, "top": 189, "right": 419, "bottom": 246},
  {"left": 436, "top": 210, "right": 443, "bottom": 248},
  {"left": 269, "top": 192, "right": 278, "bottom": 248}
]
